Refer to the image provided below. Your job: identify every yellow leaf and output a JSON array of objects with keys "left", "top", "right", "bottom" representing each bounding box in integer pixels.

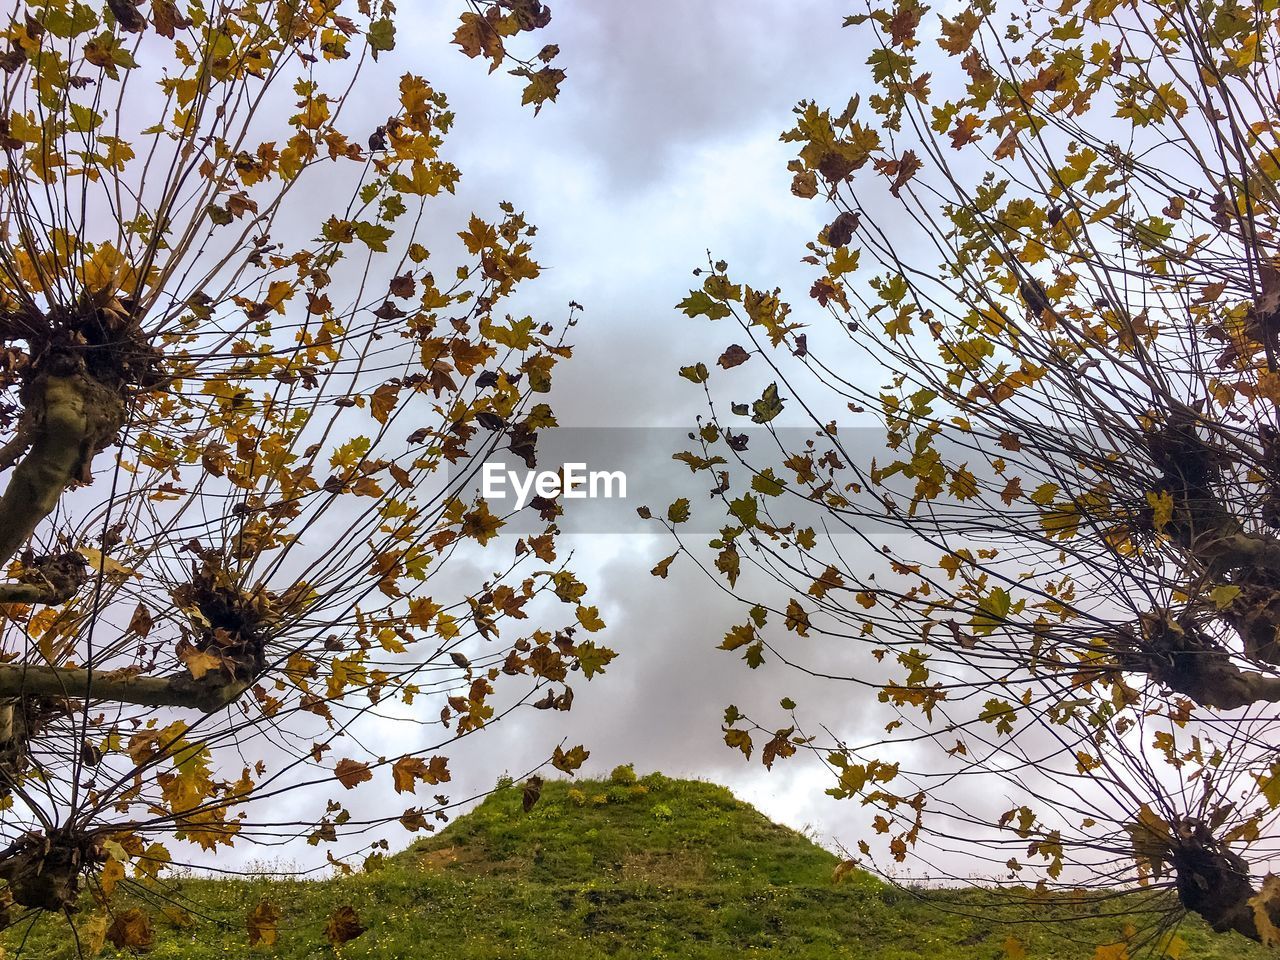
[
  {"left": 785, "top": 598, "right": 811, "bottom": 636},
  {"left": 1093, "top": 943, "right": 1128, "bottom": 960},
  {"left": 1029, "top": 482, "right": 1060, "bottom": 505},
  {"left": 1040, "top": 501, "right": 1081, "bottom": 541},
  {"left": 1210, "top": 584, "right": 1241, "bottom": 610},
  {"left": 576, "top": 605, "right": 605, "bottom": 632},
  {"left": 1251, "top": 873, "right": 1280, "bottom": 948},
  {"left": 81, "top": 241, "right": 132, "bottom": 292},
  {"left": 99, "top": 858, "right": 125, "bottom": 897},
  {"left": 78, "top": 912, "right": 109, "bottom": 956},
  {"left": 180, "top": 647, "right": 223, "bottom": 681},
  {"left": 832, "top": 859, "right": 859, "bottom": 883},
  {"left": 77, "top": 547, "right": 136, "bottom": 578},
  {"left": 264, "top": 280, "right": 294, "bottom": 314},
  {"left": 246, "top": 898, "right": 280, "bottom": 947},
  {"left": 1146, "top": 490, "right": 1174, "bottom": 532},
  {"left": 1003, "top": 936, "right": 1026, "bottom": 960}
]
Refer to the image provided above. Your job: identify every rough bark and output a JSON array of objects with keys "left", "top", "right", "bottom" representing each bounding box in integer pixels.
[
  {"left": 1118, "top": 617, "right": 1280, "bottom": 710},
  {"left": 0, "top": 664, "right": 251, "bottom": 714},
  {"left": 0, "top": 372, "right": 123, "bottom": 570},
  {"left": 1173, "top": 838, "right": 1280, "bottom": 944}
]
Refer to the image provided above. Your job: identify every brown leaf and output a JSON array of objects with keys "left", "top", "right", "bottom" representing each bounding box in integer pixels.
[
  {"left": 333, "top": 758, "right": 373, "bottom": 789},
  {"left": 824, "top": 211, "right": 859, "bottom": 248},
  {"left": 391, "top": 755, "right": 450, "bottom": 793},
  {"left": 717, "top": 344, "right": 751, "bottom": 369},
  {"left": 325, "top": 905, "right": 366, "bottom": 946},
  {"left": 791, "top": 170, "right": 818, "bottom": 198},
  {"left": 453, "top": 11, "right": 503, "bottom": 64},
  {"left": 400, "top": 807, "right": 431, "bottom": 832},
  {"left": 388, "top": 273, "right": 416, "bottom": 299},
  {"left": 106, "top": 909, "right": 153, "bottom": 950},
  {"left": 520, "top": 66, "right": 565, "bottom": 114},
  {"left": 107, "top": 0, "right": 146, "bottom": 33},
  {"left": 878, "top": 149, "right": 922, "bottom": 197},
  {"left": 150, "top": 0, "right": 193, "bottom": 38},
  {"left": 522, "top": 774, "right": 544, "bottom": 812},
  {"left": 125, "top": 602, "right": 153, "bottom": 639},
  {"left": 650, "top": 551, "right": 678, "bottom": 578},
  {"left": 949, "top": 114, "right": 982, "bottom": 149},
  {"left": 370, "top": 381, "right": 400, "bottom": 425}
]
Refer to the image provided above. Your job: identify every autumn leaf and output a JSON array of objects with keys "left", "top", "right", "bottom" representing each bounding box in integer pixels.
[
  {"left": 717, "top": 344, "right": 751, "bottom": 368},
  {"left": 77, "top": 546, "right": 136, "bottom": 578},
  {"left": 575, "top": 641, "right": 617, "bottom": 678},
  {"left": 1146, "top": 490, "right": 1174, "bottom": 532},
  {"left": 751, "top": 383, "right": 785, "bottom": 423},
  {"left": 325, "top": 905, "right": 366, "bottom": 946},
  {"left": 519, "top": 66, "right": 566, "bottom": 114},
  {"left": 784, "top": 598, "right": 811, "bottom": 636},
  {"left": 106, "top": 909, "right": 153, "bottom": 950},
  {"left": 454, "top": 11, "right": 503, "bottom": 65},
  {"left": 125, "top": 603, "right": 153, "bottom": 639},
  {"left": 678, "top": 291, "right": 732, "bottom": 320},
  {"left": 552, "top": 744, "right": 589, "bottom": 773},
  {"left": 334, "top": 758, "right": 373, "bottom": 789},
  {"left": 1250, "top": 873, "right": 1280, "bottom": 948},
  {"left": 99, "top": 857, "right": 125, "bottom": 897},
  {"left": 391, "top": 755, "right": 450, "bottom": 793},
  {"left": 679, "top": 363, "right": 710, "bottom": 383},
  {"left": 371, "top": 382, "right": 401, "bottom": 425},
  {"left": 247, "top": 898, "right": 281, "bottom": 947},
  {"left": 150, "top": 0, "right": 192, "bottom": 39},
  {"left": 878, "top": 150, "right": 922, "bottom": 197},
  {"left": 949, "top": 114, "right": 982, "bottom": 148},
  {"left": 179, "top": 645, "right": 223, "bottom": 681},
  {"left": 825, "top": 212, "right": 859, "bottom": 248},
  {"left": 1210, "top": 584, "right": 1242, "bottom": 610},
  {"left": 522, "top": 774, "right": 543, "bottom": 811},
  {"left": 651, "top": 551, "right": 679, "bottom": 578},
  {"left": 1093, "top": 943, "right": 1129, "bottom": 960},
  {"left": 832, "top": 859, "right": 859, "bottom": 883},
  {"left": 724, "top": 728, "right": 753, "bottom": 759},
  {"left": 576, "top": 605, "right": 605, "bottom": 632},
  {"left": 368, "top": 17, "right": 396, "bottom": 59}
]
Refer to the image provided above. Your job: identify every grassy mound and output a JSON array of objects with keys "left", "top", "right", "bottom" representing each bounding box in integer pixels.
[{"left": 6, "top": 771, "right": 1268, "bottom": 959}]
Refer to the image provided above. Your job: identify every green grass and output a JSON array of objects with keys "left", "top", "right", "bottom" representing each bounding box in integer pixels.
[{"left": 6, "top": 772, "right": 1270, "bottom": 959}]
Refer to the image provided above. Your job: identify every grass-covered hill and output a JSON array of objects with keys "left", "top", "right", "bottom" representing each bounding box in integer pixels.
[{"left": 9, "top": 770, "right": 1270, "bottom": 959}]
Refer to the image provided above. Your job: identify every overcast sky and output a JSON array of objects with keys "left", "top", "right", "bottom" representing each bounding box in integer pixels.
[{"left": 239, "top": 1, "right": 909, "bottom": 873}]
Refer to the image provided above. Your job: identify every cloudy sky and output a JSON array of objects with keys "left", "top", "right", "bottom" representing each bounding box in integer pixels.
[{"left": 272, "top": 0, "right": 900, "bottom": 868}]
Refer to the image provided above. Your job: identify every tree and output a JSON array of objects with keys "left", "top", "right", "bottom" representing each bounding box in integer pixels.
[
  {"left": 666, "top": 0, "right": 1280, "bottom": 949},
  {"left": 0, "top": 0, "right": 607, "bottom": 942}
]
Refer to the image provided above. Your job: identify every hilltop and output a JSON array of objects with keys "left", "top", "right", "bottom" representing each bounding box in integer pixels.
[{"left": 7, "top": 770, "right": 1268, "bottom": 959}]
